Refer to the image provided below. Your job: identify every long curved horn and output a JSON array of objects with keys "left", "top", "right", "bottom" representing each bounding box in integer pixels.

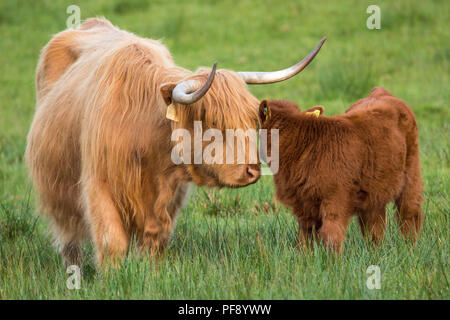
[
  {"left": 172, "top": 63, "right": 217, "bottom": 105},
  {"left": 238, "top": 37, "right": 326, "bottom": 84}
]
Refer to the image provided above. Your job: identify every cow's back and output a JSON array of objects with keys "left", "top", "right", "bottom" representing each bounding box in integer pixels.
[
  {"left": 36, "top": 18, "right": 174, "bottom": 101},
  {"left": 36, "top": 18, "right": 116, "bottom": 100}
]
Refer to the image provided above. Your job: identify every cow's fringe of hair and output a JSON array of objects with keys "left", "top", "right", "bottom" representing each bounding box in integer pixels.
[{"left": 174, "top": 69, "right": 259, "bottom": 131}]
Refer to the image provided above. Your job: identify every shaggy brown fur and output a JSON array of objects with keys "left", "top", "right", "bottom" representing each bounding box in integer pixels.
[
  {"left": 26, "top": 18, "right": 260, "bottom": 266},
  {"left": 259, "top": 87, "right": 423, "bottom": 252}
]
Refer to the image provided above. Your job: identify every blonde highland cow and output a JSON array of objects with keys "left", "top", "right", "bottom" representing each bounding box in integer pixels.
[{"left": 26, "top": 18, "right": 325, "bottom": 266}]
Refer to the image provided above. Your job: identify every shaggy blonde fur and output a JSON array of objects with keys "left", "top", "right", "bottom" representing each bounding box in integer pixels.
[{"left": 26, "top": 18, "right": 260, "bottom": 265}]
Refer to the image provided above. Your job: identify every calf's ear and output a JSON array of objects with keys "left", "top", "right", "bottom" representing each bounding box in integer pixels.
[
  {"left": 159, "top": 82, "right": 178, "bottom": 105},
  {"left": 259, "top": 100, "right": 270, "bottom": 124},
  {"left": 305, "top": 105, "right": 324, "bottom": 115}
]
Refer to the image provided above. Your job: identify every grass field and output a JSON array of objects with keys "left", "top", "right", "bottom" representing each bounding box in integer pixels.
[{"left": 0, "top": 0, "right": 448, "bottom": 299}]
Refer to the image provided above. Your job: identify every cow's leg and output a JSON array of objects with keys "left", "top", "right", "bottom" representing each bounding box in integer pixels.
[
  {"left": 53, "top": 225, "right": 84, "bottom": 266},
  {"left": 50, "top": 208, "right": 87, "bottom": 266},
  {"left": 143, "top": 176, "right": 179, "bottom": 257},
  {"left": 167, "top": 182, "right": 190, "bottom": 220},
  {"left": 395, "top": 173, "right": 423, "bottom": 240},
  {"left": 61, "top": 240, "right": 82, "bottom": 266},
  {"left": 358, "top": 206, "right": 386, "bottom": 244},
  {"left": 317, "top": 194, "right": 352, "bottom": 253},
  {"left": 85, "top": 181, "right": 129, "bottom": 266}
]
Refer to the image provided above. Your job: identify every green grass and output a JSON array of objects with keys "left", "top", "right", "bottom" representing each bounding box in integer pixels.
[{"left": 0, "top": 0, "right": 449, "bottom": 299}]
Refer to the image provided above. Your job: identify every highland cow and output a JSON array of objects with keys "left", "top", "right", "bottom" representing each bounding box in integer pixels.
[
  {"left": 259, "top": 87, "right": 423, "bottom": 252},
  {"left": 26, "top": 18, "right": 325, "bottom": 265}
]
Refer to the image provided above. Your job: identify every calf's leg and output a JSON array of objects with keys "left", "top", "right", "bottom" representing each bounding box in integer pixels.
[
  {"left": 358, "top": 205, "right": 386, "bottom": 244},
  {"left": 395, "top": 155, "right": 423, "bottom": 240},
  {"left": 296, "top": 214, "right": 320, "bottom": 250},
  {"left": 395, "top": 181, "right": 423, "bottom": 240},
  {"left": 317, "top": 194, "right": 352, "bottom": 252}
]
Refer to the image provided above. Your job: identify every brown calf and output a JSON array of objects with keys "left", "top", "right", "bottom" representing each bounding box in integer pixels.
[{"left": 259, "top": 87, "right": 423, "bottom": 251}]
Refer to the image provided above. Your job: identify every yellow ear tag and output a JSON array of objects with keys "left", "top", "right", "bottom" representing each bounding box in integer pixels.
[
  {"left": 305, "top": 109, "right": 321, "bottom": 118},
  {"left": 166, "top": 103, "right": 179, "bottom": 122},
  {"left": 264, "top": 106, "right": 271, "bottom": 121}
]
